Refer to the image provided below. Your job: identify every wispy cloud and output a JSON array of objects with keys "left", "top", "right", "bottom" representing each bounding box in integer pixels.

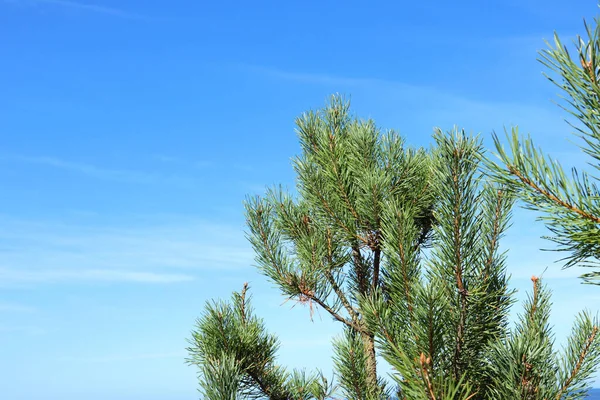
[
  {"left": 0, "top": 302, "right": 36, "bottom": 313},
  {"left": 0, "top": 325, "right": 46, "bottom": 335},
  {"left": 0, "top": 214, "right": 253, "bottom": 286},
  {"left": 0, "top": 155, "right": 196, "bottom": 186},
  {"left": 246, "top": 66, "right": 378, "bottom": 87},
  {"left": 7, "top": 0, "right": 150, "bottom": 20},
  {"left": 152, "top": 154, "right": 214, "bottom": 169},
  {"left": 0, "top": 268, "right": 194, "bottom": 284},
  {"left": 244, "top": 65, "right": 570, "bottom": 142},
  {"left": 60, "top": 351, "right": 186, "bottom": 363},
  {"left": 152, "top": 154, "right": 257, "bottom": 173}
]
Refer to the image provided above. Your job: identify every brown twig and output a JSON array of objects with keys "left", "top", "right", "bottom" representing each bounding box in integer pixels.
[
  {"left": 419, "top": 352, "right": 437, "bottom": 400},
  {"left": 484, "top": 190, "right": 504, "bottom": 280},
  {"left": 303, "top": 291, "right": 364, "bottom": 333},
  {"left": 325, "top": 269, "right": 359, "bottom": 321},
  {"left": 507, "top": 166, "right": 600, "bottom": 224},
  {"left": 397, "top": 223, "right": 414, "bottom": 318},
  {"left": 555, "top": 325, "right": 599, "bottom": 399},
  {"left": 530, "top": 276, "right": 539, "bottom": 323},
  {"left": 451, "top": 158, "right": 467, "bottom": 379},
  {"left": 240, "top": 282, "right": 249, "bottom": 325},
  {"left": 324, "top": 227, "right": 360, "bottom": 321}
]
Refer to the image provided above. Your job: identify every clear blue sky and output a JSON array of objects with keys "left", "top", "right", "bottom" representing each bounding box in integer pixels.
[{"left": 1, "top": 1, "right": 600, "bottom": 399}]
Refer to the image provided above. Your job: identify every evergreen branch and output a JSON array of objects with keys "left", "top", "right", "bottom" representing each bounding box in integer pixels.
[
  {"left": 484, "top": 189, "right": 505, "bottom": 278},
  {"left": 530, "top": 276, "right": 540, "bottom": 323},
  {"left": 328, "top": 133, "right": 361, "bottom": 223},
  {"left": 198, "top": 353, "right": 241, "bottom": 400},
  {"left": 413, "top": 182, "right": 434, "bottom": 246},
  {"left": 505, "top": 163, "right": 600, "bottom": 225},
  {"left": 452, "top": 176, "right": 466, "bottom": 293},
  {"left": 247, "top": 369, "right": 277, "bottom": 399},
  {"left": 323, "top": 227, "right": 359, "bottom": 321},
  {"left": 451, "top": 150, "right": 468, "bottom": 380},
  {"left": 419, "top": 353, "right": 437, "bottom": 400},
  {"left": 555, "top": 326, "right": 599, "bottom": 399},
  {"left": 251, "top": 200, "right": 289, "bottom": 280},
  {"left": 313, "top": 184, "right": 367, "bottom": 243},
  {"left": 325, "top": 269, "right": 359, "bottom": 322},
  {"left": 427, "top": 298, "right": 436, "bottom": 376},
  {"left": 362, "top": 295, "right": 409, "bottom": 372},
  {"left": 383, "top": 205, "right": 419, "bottom": 323},
  {"left": 333, "top": 328, "right": 375, "bottom": 400},
  {"left": 304, "top": 290, "right": 363, "bottom": 333},
  {"left": 373, "top": 244, "right": 381, "bottom": 291},
  {"left": 485, "top": 15, "right": 600, "bottom": 283},
  {"left": 351, "top": 242, "right": 369, "bottom": 296},
  {"left": 239, "top": 282, "right": 248, "bottom": 325},
  {"left": 401, "top": 238, "right": 414, "bottom": 318},
  {"left": 487, "top": 129, "right": 600, "bottom": 278}
]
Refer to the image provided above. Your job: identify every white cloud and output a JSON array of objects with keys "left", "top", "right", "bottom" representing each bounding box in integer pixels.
[
  {"left": 152, "top": 154, "right": 214, "bottom": 169},
  {"left": 0, "top": 155, "right": 196, "bottom": 186},
  {"left": 243, "top": 65, "right": 569, "bottom": 141},
  {"left": 0, "top": 268, "right": 194, "bottom": 284},
  {"left": 0, "top": 325, "right": 46, "bottom": 335},
  {"left": 246, "top": 65, "right": 380, "bottom": 87},
  {"left": 59, "top": 351, "right": 186, "bottom": 363},
  {"left": 0, "top": 302, "right": 36, "bottom": 313},
  {"left": 0, "top": 214, "right": 254, "bottom": 286}
]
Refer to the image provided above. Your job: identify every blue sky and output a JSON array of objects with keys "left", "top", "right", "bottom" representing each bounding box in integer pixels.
[{"left": 1, "top": 0, "right": 600, "bottom": 399}]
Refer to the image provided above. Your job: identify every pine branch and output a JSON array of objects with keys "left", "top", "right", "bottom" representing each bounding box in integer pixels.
[
  {"left": 322, "top": 226, "right": 360, "bottom": 322},
  {"left": 450, "top": 147, "right": 468, "bottom": 380},
  {"left": 324, "top": 269, "right": 359, "bottom": 322},
  {"left": 352, "top": 242, "right": 369, "bottom": 296},
  {"left": 188, "top": 285, "right": 333, "bottom": 399},
  {"left": 555, "top": 326, "right": 599, "bottom": 399},
  {"left": 484, "top": 189, "right": 505, "bottom": 278},
  {"left": 419, "top": 353, "right": 437, "bottom": 400},
  {"left": 311, "top": 184, "right": 367, "bottom": 243},
  {"left": 251, "top": 201, "right": 290, "bottom": 281},
  {"left": 529, "top": 276, "right": 540, "bottom": 323},
  {"left": 328, "top": 130, "right": 361, "bottom": 224},
  {"left": 426, "top": 295, "right": 436, "bottom": 376},
  {"left": 372, "top": 242, "right": 381, "bottom": 291},
  {"left": 304, "top": 290, "right": 363, "bottom": 333},
  {"left": 505, "top": 163, "right": 600, "bottom": 225},
  {"left": 485, "top": 14, "right": 600, "bottom": 283}
]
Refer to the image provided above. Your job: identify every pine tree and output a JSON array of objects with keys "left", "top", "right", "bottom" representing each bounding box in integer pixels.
[
  {"left": 244, "top": 96, "right": 436, "bottom": 397},
  {"left": 188, "top": 99, "right": 600, "bottom": 399},
  {"left": 487, "top": 11, "right": 600, "bottom": 284}
]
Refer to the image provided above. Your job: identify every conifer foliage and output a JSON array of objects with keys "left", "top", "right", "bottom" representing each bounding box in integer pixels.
[
  {"left": 487, "top": 13, "right": 600, "bottom": 284},
  {"left": 187, "top": 97, "right": 600, "bottom": 399},
  {"left": 244, "top": 97, "right": 435, "bottom": 398},
  {"left": 186, "top": 283, "right": 335, "bottom": 400},
  {"left": 359, "top": 129, "right": 515, "bottom": 399}
]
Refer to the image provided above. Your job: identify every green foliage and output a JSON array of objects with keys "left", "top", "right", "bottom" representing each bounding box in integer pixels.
[
  {"left": 245, "top": 95, "right": 436, "bottom": 394},
  {"left": 332, "top": 327, "right": 390, "bottom": 400},
  {"left": 360, "top": 128, "right": 518, "bottom": 399},
  {"left": 189, "top": 95, "right": 600, "bottom": 399},
  {"left": 186, "top": 283, "right": 334, "bottom": 400},
  {"left": 486, "top": 12, "right": 600, "bottom": 284},
  {"left": 198, "top": 352, "right": 242, "bottom": 400},
  {"left": 485, "top": 278, "right": 600, "bottom": 400}
]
